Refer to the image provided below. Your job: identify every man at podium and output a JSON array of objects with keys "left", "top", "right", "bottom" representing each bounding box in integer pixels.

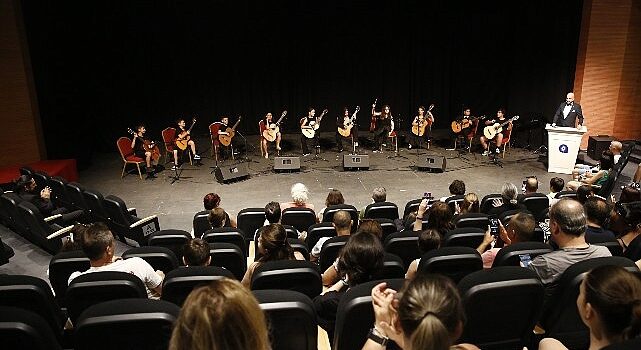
[{"left": 552, "top": 92, "right": 584, "bottom": 128}]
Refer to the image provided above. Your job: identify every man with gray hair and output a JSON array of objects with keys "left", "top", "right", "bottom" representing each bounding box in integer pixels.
[
  {"left": 360, "top": 187, "right": 387, "bottom": 219},
  {"left": 528, "top": 198, "right": 610, "bottom": 296}
]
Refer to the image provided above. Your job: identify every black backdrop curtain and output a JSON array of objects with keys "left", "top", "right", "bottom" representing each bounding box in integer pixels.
[{"left": 20, "top": 0, "right": 583, "bottom": 167}]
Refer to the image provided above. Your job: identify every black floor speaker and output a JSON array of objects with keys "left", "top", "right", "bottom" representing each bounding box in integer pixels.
[
  {"left": 416, "top": 155, "right": 446, "bottom": 172},
  {"left": 587, "top": 135, "right": 614, "bottom": 160},
  {"left": 274, "top": 157, "right": 301, "bottom": 172},
  {"left": 343, "top": 154, "right": 370, "bottom": 170},
  {"left": 214, "top": 164, "right": 250, "bottom": 183}
]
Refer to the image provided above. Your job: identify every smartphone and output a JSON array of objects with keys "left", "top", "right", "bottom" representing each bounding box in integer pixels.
[
  {"left": 521, "top": 180, "right": 527, "bottom": 193},
  {"left": 423, "top": 192, "right": 432, "bottom": 199},
  {"left": 519, "top": 254, "right": 533, "bottom": 267},
  {"left": 489, "top": 218, "right": 499, "bottom": 237}
]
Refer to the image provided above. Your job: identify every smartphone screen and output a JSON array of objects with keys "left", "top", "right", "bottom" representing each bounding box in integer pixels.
[
  {"left": 519, "top": 254, "right": 533, "bottom": 267},
  {"left": 423, "top": 192, "right": 432, "bottom": 199},
  {"left": 489, "top": 218, "right": 499, "bottom": 236}
]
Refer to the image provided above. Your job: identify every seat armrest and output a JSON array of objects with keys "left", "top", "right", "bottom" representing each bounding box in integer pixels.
[
  {"left": 130, "top": 215, "right": 158, "bottom": 228},
  {"left": 44, "top": 214, "right": 63, "bottom": 222},
  {"left": 46, "top": 225, "right": 75, "bottom": 240},
  {"left": 127, "top": 207, "right": 137, "bottom": 216}
]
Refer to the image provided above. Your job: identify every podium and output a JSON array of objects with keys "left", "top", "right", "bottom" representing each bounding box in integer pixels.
[{"left": 546, "top": 124, "right": 587, "bottom": 174}]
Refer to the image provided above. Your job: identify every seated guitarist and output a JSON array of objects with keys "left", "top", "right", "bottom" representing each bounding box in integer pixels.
[
  {"left": 480, "top": 109, "right": 511, "bottom": 155},
  {"left": 260, "top": 112, "right": 281, "bottom": 159},
  {"left": 300, "top": 107, "right": 318, "bottom": 156},
  {"left": 451, "top": 107, "right": 473, "bottom": 148},
  {"left": 336, "top": 107, "right": 358, "bottom": 152},
  {"left": 409, "top": 105, "right": 434, "bottom": 150},
  {"left": 372, "top": 104, "right": 393, "bottom": 152},
  {"left": 173, "top": 118, "right": 200, "bottom": 170},
  {"left": 131, "top": 124, "right": 158, "bottom": 179},
  {"left": 217, "top": 116, "right": 235, "bottom": 160}
]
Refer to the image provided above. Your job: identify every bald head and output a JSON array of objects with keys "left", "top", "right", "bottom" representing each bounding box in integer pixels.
[
  {"left": 566, "top": 93, "right": 575, "bottom": 104},
  {"left": 550, "top": 198, "right": 586, "bottom": 237},
  {"left": 333, "top": 210, "right": 352, "bottom": 234},
  {"left": 525, "top": 177, "right": 539, "bottom": 193}
]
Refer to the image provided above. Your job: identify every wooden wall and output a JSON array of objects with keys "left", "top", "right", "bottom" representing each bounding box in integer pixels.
[
  {"left": 574, "top": 0, "right": 641, "bottom": 148},
  {"left": 0, "top": 0, "right": 44, "bottom": 167}
]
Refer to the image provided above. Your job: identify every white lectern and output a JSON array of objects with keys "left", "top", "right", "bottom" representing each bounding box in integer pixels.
[{"left": 546, "top": 124, "right": 587, "bottom": 174}]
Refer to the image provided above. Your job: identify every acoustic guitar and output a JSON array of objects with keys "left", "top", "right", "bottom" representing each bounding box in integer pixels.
[
  {"left": 411, "top": 104, "right": 435, "bottom": 137},
  {"left": 483, "top": 115, "right": 519, "bottom": 140},
  {"left": 338, "top": 106, "right": 360, "bottom": 138},
  {"left": 218, "top": 116, "right": 242, "bottom": 147},
  {"left": 175, "top": 118, "right": 197, "bottom": 150},
  {"left": 301, "top": 109, "right": 328, "bottom": 139},
  {"left": 127, "top": 128, "right": 160, "bottom": 162},
  {"left": 263, "top": 111, "right": 287, "bottom": 142},
  {"left": 451, "top": 115, "right": 485, "bottom": 134}
]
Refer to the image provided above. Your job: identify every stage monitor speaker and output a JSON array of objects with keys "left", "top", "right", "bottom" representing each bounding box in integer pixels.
[
  {"left": 587, "top": 135, "right": 614, "bottom": 160},
  {"left": 417, "top": 155, "right": 446, "bottom": 172},
  {"left": 343, "top": 155, "right": 369, "bottom": 171},
  {"left": 214, "top": 164, "right": 250, "bottom": 183},
  {"left": 274, "top": 157, "right": 301, "bottom": 172}
]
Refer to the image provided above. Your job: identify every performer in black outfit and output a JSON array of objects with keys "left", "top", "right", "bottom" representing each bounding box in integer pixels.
[
  {"left": 15, "top": 175, "right": 85, "bottom": 224},
  {"left": 552, "top": 92, "right": 584, "bottom": 128},
  {"left": 131, "top": 124, "right": 158, "bottom": 179},
  {"left": 408, "top": 105, "right": 434, "bottom": 149},
  {"left": 371, "top": 104, "right": 393, "bottom": 152},
  {"left": 336, "top": 107, "right": 358, "bottom": 152},
  {"left": 450, "top": 107, "right": 473, "bottom": 148},
  {"left": 300, "top": 107, "right": 319, "bottom": 156}
]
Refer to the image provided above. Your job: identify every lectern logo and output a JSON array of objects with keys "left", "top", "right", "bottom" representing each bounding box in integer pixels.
[{"left": 559, "top": 144, "right": 569, "bottom": 154}]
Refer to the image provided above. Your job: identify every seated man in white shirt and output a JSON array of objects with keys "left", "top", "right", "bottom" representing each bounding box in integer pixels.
[
  {"left": 68, "top": 222, "right": 164, "bottom": 299},
  {"left": 476, "top": 212, "right": 537, "bottom": 268},
  {"left": 547, "top": 177, "right": 565, "bottom": 207},
  {"left": 310, "top": 210, "right": 352, "bottom": 262}
]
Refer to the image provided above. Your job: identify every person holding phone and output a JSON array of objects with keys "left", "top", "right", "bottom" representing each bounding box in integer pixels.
[{"left": 476, "top": 212, "right": 537, "bottom": 268}]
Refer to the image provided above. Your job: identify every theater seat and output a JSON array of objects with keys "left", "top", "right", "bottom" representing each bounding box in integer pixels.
[
  {"left": 162, "top": 266, "right": 234, "bottom": 306},
  {"left": 443, "top": 227, "right": 486, "bottom": 249},
  {"left": 0, "top": 306, "right": 61, "bottom": 350},
  {"left": 364, "top": 201, "right": 399, "bottom": 220},
  {"left": 417, "top": 247, "right": 483, "bottom": 283},
  {"left": 491, "top": 242, "right": 553, "bottom": 267},
  {"left": 104, "top": 195, "right": 160, "bottom": 246},
  {"left": 122, "top": 246, "right": 179, "bottom": 273},
  {"left": 251, "top": 260, "right": 322, "bottom": 299},
  {"left": 384, "top": 231, "right": 419, "bottom": 269},
  {"left": 319, "top": 236, "right": 349, "bottom": 271},
  {"left": 208, "top": 242, "right": 246, "bottom": 280},
  {"left": 48, "top": 250, "right": 91, "bottom": 307},
  {"left": 281, "top": 208, "right": 316, "bottom": 233}
]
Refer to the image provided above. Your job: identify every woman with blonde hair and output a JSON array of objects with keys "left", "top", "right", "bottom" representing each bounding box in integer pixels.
[
  {"left": 456, "top": 193, "right": 480, "bottom": 215},
  {"left": 169, "top": 278, "right": 270, "bottom": 350}
]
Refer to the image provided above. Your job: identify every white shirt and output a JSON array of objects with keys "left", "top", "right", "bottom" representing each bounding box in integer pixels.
[
  {"left": 68, "top": 257, "right": 163, "bottom": 299},
  {"left": 614, "top": 154, "right": 621, "bottom": 164},
  {"left": 562, "top": 104, "right": 572, "bottom": 118},
  {"left": 311, "top": 237, "right": 332, "bottom": 257}
]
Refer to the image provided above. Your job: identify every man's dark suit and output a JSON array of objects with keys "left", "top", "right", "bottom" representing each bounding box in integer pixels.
[{"left": 552, "top": 102, "right": 583, "bottom": 127}]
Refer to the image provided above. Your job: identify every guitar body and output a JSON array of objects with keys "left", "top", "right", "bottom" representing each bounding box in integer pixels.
[
  {"left": 411, "top": 119, "right": 431, "bottom": 136},
  {"left": 338, "top": 116, "right": 353, "bottom": 137},
  {"left": 483, "top": 124, "right": 501, "bottom": 139},
  {"left": 451, "top": 121, "right": 463, "bottom": 133},
  {"left": 302, "top": 126, "right": 316, "bottom": 139},
  {"left": 219, "top": 128, "right": 236, "bottom": 146},
  {"left": 175, "top": 132, "right": 190, "bottom": 150},
  {"left": 143, "top": 140, "right": 161, "bottom": 162},
  {"left": 263, "top": 125, "right": 279, "bottom": 142}
]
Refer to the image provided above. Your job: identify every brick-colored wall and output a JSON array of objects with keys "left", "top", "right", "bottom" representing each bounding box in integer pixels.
[
  {"left": 0, "top": 0, "right": 44, "bottom": 167},
  {"left": 574, "top": 0, "right": 641, "bottom": 148}
]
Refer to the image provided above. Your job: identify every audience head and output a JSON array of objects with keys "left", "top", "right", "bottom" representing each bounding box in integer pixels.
[
  {"left": 169, "top": 278, "right": 270, "bottom": 350},
  {"left": 357, "top": 219, "right": 383, "bottom": 240},
  {"left": 584, "top": 197, "right": 611, "bottom": 228},
  {"left": 16, "top": 175, "right": 36, "bottom": 193},
  {"left": 577, "top": 185, "right": 594, "bottom": 204},
  {"left": 609, "top": 141, "right": 623, "bottom": 155},
  {"left": 549, "top": 198, "right": 586, "bottom": 239},
  {"left": 60, "top": 224, "right": 88, "bottom": 253},
  {"left": 500, "top": 183, "right": 519, "bottom": 205},
  {"left": 208, "top": 208, "right": 227, "bottom": 228},
  {"left": 372, "top": 187, "right": 387, "bottom": 203},
  {"left": 600, "top": 150, "right": 614, "bottom": 171},
  {"left": 182, "top": 238, "right": 211, "bottom": 266},
  {"left": 290, "top": 183, "right": 309, "bottom": 205},
  {"left": 620, "top": 186, "right": 641, "bottom": 204},
  {"left": 203, "top": 193, "right": 221, "bottom": 210},
  {"left": 264, "top": 201, "right": 281, "bottom": 224},
  {"left": 325, "top": 189, "right": 345, "bottom": 207},
  {"left": 332, "top": 210, "right": 352, "bottom": 234},
  {"left": 621, "top": 201, "right": 641, "bottom": 234},
  {"left": 579, "top": 265, "right": 641, "bottom": 343},
  {"left": 460, "top": 193, "right": 479, "bottom": 214},
  {"left": 257, "top": 224, "right": 294, "bottom": 262},
  {"left": 79, "top": 222, "right": 115, "bottom": 263},
  {"left": 449, "top": 180, "right": 466, "bottom": 196},
  {"left": 525, "top": 177, "right": 539, "bottom": 193},
  {"left": 504, "top": 212, "right": 535, "bottom": 244},
  {"left": 426, "top": 202, "right": 454, "bottom": 235},
  {"left": 337, "top": 231, "right": 384, "bottom": 286},
  {"left": 550, "top": 177, "right": 565, "bottom": 193},
  {"left": 398, "top": 274, "right": 466, "bottom": 350},
  {"left": 417, "top": 229, "right": 441, "bottom": 254}
]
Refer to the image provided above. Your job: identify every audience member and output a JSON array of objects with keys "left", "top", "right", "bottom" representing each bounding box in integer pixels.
[
  {"left": 318, "top": 189, "right": 345, "bottom": 221},
  {"left": 207, "top": 208, "right": 228, "bottom": 229},
  {"left": 363, "top": 274, "right": 479, "bottom": 350},
  {"left": 202, "top": 192, "right": 236, "bottom": 227},
  {"left": 616, "top": 202, "right": 641, "bottom": 259},
  {"left": 610, "top": 140, "right": 623, "bottom": 164},
  {"left": 264, "top": 201, "right": 281, "bottom": 224},
  {"left": 414, "top": 200, "right": 454, "bottom": 237},
  {"left": 635, "top": 163, "right": 641, "bottom": 183},
  {"left": 583, "top": 197, "right": 615, "bottom": 242},
  {"left": 440, "top": 179, "right": 466, "bottom": 202},
  {"left": 527, "top": 199, "right": 611, "bottom": 297},
  {"left": 68, "top": 222, "right": 164, "bottom": 299},
  {"left": 59, "top": 224, "right": 88, "bottom": 252},
  {"left": 281, "top": 183, "right": 315, "bottom": 210},
  {"left": 539, "top": 265, "right": 641, "bottom": 350},
  {"left": 241, "top": 224, "right": 304, "bottom": 287},
  {"left": 576, "top": 185, "right": 595, "bottom": 204},
  {"left": 547, "top": 177, "right": 565, "bottom": 207},
  {"left": 567, "top": 151, "right": 614, "bottom": 191},
  {"left": 315, "top": 231, "right": 384, "bottom": 341},
  {"left": 182, "top": 238, "right": 211, "bottom": 266},
  {"left": 311, "top": 210, "right": 352, "bottom": 262},
  {"left": 619, "top": 185, "right": 641, "bottom": 204},
  {"left": 15, "top": 174, "right": 85, "bottom": 223},
  {"left": 520, "top": 177, "right": 539, "bottom": 197},
  {"left": 487, "top": 183, "right": 526, "bottom": 217},
  {"left": 455, "top": 193, "right": 480, "bottom": 215},
  {"left": 476, "top": 212, "right": 536, "bottom": 268},
  {"left": 360, "top": 187, "right": 388, "bottom": 219},
  {"left": 405, "top": 229, "right": 442, "bottom": 280},
  {"left": 169, "top": 278, "right": 270, "bottom": 350}
]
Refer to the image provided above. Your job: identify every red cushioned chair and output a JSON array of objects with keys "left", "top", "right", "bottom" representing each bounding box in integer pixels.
[
  {"left": 209, "top": 122, "right": 234, "bottom": 162},
  {"left": 501, "top": 127, "right": 512, "bottom": 158},
  {"left": 454, "top": 119, "right": 480, "bottom": 152},
  {"left": 162, "top": 127, "right": 191, "bottom": 165},
  {"left": 258, "top": 120, "right": 267, "bottom": 157},
  {"left": 116, "top": 137, "right": 144, "bottom": 179}
]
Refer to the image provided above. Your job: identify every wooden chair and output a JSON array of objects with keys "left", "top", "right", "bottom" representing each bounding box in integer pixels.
[
  {"left": 209, "top": 122, "right": 234, "bottom": 162},
  {"left": 162, "top": 127, "right": 191, "bottom": 165},
  {"left": 116, "top": 137, "right": 144, "bottom": 180}
]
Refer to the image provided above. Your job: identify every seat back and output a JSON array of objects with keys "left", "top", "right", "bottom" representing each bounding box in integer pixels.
[
  {"left": 288, "top": 238, "right": 310, "bottom": 261},
  {"left": 521, "top": 193, "right": 550, "bottom": 221},
  {"left": 418, "top": 247, "right": 483, "bottom": 283},
  {"left": 208, "top": 242, "right": 246, "bottom": 280},
  {"left": 281, "top": 207, "right": 316, "bottom": 233},
  {"left": 254, "top": 290, "right": 318, "bottom": 350},
  {"left": 0, "top": 306, "right": 62, "bottom": 350},
  {"left": 209, "top": 122, "right": 222, "bottom": 147},
  {"left": 18, "top": 201, "right": 62, "bottom": 254},
  {"left": 364, "top": 202, "right": 399, "bottom": 220},
  {"left": 203, "top": 228, "right": 247, "bottom": 256},
  {"left": 103, "top": 195, "right": 135, "bottom": 228},
  {"left": 481, "top": 194, "right": 503, "bottom": 214},
  {"left": 82, "top": 188, "right": 110, "bottom": 222},
  {"left": 321, "top": 204, "right": 359, "bottom": 231},
  {"left": 75, "top": 299, "right": 180, "bottom": 350},
  {"left": 237, "top": 207, "right": 266, "bottom": 241},
  {"left": 48, "top": 250, "right": 91, "bottom": 306},
  {"left": 161, "top": 127, "right": 176, "bottom": 153},
  {"left": 0, "top": 235, "right": 14, "bottom": 265},
  {"left": 333, "top": 279, "right": 406, "bottom": 350},
  {"left": 192, "top": 210, "right": 212, "bottom": 237},
  {"left": 491, "top": 242, "right": 553, "bottom": 267},
  {"left": 66, "top": 271, "right": 147, "bottom": 323},
  {"left": 319, "top": 236, "right": 350, "bottom": 271},
  {"left": 283, "top": 225, "right": 300, "bottom": 239},
  {"left": 443, "top": 227, "right": 486, "bottom": 248},
  {"left": 403, "top": 198, "right": 422, "bottom": 218},
  {"left": 32, "top": 171, "right": 50, "bottom": 192},
  {"left": 66, "top": 182, "right": 89, "bottom": 212},
  {"left": 445, "top": 195, "right": 466, "bottom": 213},
  {"left": 116, "top": 137, "right": 134, "bottom": 161},
  {"left": 47, "top": 176, "right": 73, "bottom": 209},
  {"left": 147, "top": 229, "right": 191, "bottom": 262},
  {"left": 19, "top": 166, "right": 34, "bottom": 177},
  {"left": 122, "top": 246, "right": 179, "bottom": 273},
  {"left": 1, "top": 192, "right": 29, "bottom": 236},
  {"left": 555, "top": 190, "right": 577, "bottom": 199},
  {"left": 373, "top": 253, "right": 406, "bottom": 279},
  {"left": 306, "top": 222, "right": 337, "bottom": 249},
  {"left": 589, "top": 237, "right": 624, "bottom": 256},
  {"left": 458, "top": 267, "right": 544, "bottom": 349},
  {"left": 384, "top": 232, "right": 420, "bottom": 269},
  {"left": 251, "top": 260, "right": 322, "bottom": 299},
  {"left": 597, "top": 172, "right": 617, "bottom": 198},
  {"left": 498, "top": 209, "right": 523, "bottom": 224},
  {"left": 602, "top": 338, "right": 641, "bottom": 350},
  {"left": 454, "top": 213, "right": 490, "bottom": 230},
  {"left": 162, "top": 266, "right": 235, "bottom": 306},
  {"left": 375, "top": 218, "right": 398, "bottom": 240}
]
